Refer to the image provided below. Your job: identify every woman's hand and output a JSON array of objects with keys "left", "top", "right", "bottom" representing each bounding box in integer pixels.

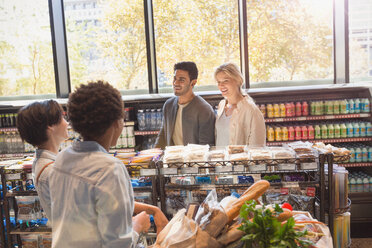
[
  {"left": 153, "top": 208, "right": 169, "bottom": 234},
  {"left": 132, "top": 211, "right": 151, "bottom": 234}
]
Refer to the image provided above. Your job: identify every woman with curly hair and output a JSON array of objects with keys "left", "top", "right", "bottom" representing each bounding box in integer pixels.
[
  {"left": 16, "top": 100, "right": 68, "bottom": 221},
  {"left": 49, "top": 81, "right": 167, "bottom": 247}
]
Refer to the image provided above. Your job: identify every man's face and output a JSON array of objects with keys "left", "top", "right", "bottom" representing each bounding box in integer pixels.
[{"left": 173, "top": 69, "right": 194, "bottom": 96}]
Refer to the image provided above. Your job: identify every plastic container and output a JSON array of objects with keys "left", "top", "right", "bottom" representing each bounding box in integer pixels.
[
  {"left": 334, "top": 123, "right": 341, "bottom": 138},
  {"left": 279, "top": 103, "right": 286, "bottom": 117},
  {"left": 327, "top": 124, "right": 334, "bottom": 139},
  {"left": 273, "top": 104, "right": 280, "bottom": 118},
  {"left": 340, "top": 123, "right": 347, "bottom": 138},
  {"left": 346, "top": 123, "right": 354, "bottom": 138},
  {"left": 362, "top": 147, "right": 368, "bottom": 162},
  {"left": 360, "top": 122, "right": 366, "bottom": 137},
  {"left": 295, "top": 102, "right": 302, "bottom": 116},
  {"left": 288, "top": 126, "right": 295, "bottom": 141},
  {"left": 340, "top": 99, "right": 348, "bottom": 114},
  {"left": 348, "top": 99, "right": 355, "bottom": 114},
  {"left": 267, "top": 104, "right": 274, "bottom": 118},
  {"left": 275, "top": 127, "right": 282, "bottom": 141},
  {"left": 295, "top": 126, "right": 302, "bottom": 140},
  {"left": 308, "top": 125, "right": 314, "bottom": 140},
  {"left": 285, "top": 102, "right": 292, "bottom": 117},
  {"left": 353, "top": 122, "right": 360, "bottom": 137},
  {"left": 267, "top": 126, "right": 275, "bottom": 142},
  {"left": 314, "top": 125, "right": 321, "bottom": 140},
  {"left": 137, "top": 110, "right": 146, "bottom": 131},
  {"left": 367, "top": 122, "right": 372, "bottom": 136},
  {"left": 301, "top": 126, "right": 308, "bottom": 140},
  {"left": 321, "top": 124, "right": 328, "bottom": 139},
  {"left": 362, "top": 98, "right": 370, "bottom": 113},
  {"left": 333, "top": 100, "right": 340, "bottom": 115},
  {"left": 354, "top": 98, "right": 361, "bottom": 113},
  {"left": 282, "top": 126, "right": 288, "bottom": 141},
  {"left": 302, "top": 101, "right": 309, "bottom": 116}
]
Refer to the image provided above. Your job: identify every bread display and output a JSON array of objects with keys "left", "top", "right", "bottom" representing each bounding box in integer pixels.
[{"left": 227, "top": 145, "right": 245, "bottom": 154}]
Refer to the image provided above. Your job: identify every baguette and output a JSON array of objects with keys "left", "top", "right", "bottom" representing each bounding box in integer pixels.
[
  {"left": 276, "top": 208, "right": 293, "bottom": 222},
  {"left": 217, "top": 223, "right": 244, "bottom": 245},
  {"left": 224, "top": 180, "right": 270, "bottom": 222}
]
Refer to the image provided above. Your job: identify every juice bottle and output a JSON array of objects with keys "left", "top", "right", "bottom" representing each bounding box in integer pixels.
[
  {"left": 368, "top": 147, "right": 372, "bottom": 162},
  {"left": 360, "top": 122, "right": 366, "bottom": 137},
  {"left": 355, "top": 147, "right": 362, "bottom": 162},
  {"left": 259, "top": 104, "right": 266, "bottom": 117},
  {"left": 354, "top": 99, "right": 361, "bottom": 113},
  {"left": 353, "top": 122, "right": 360, "bottom": 137},
  {"left": 310, "top": 101, "right": 315, "bottom": 115},
  {"left": 267, "top": 126, "right": 275, "bottom": 141},
  {"left": 340, "top": 123, "right": 347, "bottom": 138},
  {"left": 334, "top": 123, "right": 341, "bottom": 138},
  {"left": 362, "top": 98, "right": 370, "bottom": 113},
  {"left": 308, "top": 125, "right": 314, "bottom": 140},
  {"left": 282, "top": 126, "right": 288, "bottom": 141},
  {"left": 288, "top": 126, "right": 295, "bottom": 141},
  {"left": 275, "top": 126, "right": 282, "bottom": 141},
  {"left": 295, "top": 126, "right": 302, "bottom": 140},
  {"left": 295, "top": 102, "right": 302, "bottom": 116},
  {"left": 346, "top": 123, "right": 354, "bottom": 137},
  {"left": 349, "top": 99, "right": 355, "bottom": 113},
  {"left": 273, "top": 103, "right": 280, "bottom": 118},
  {"left": 314, "top": 125, "right": 321, "bottom": 139},
  {"left": 285, "top": 102, "right": 292, "bottom": 117},
  {"left": 280, "top": 103, "right": 286, "bottom": 117},
  {"left": 320, "top": 101, "right": 325, "bottom": 115},
  {"left": 362, "top": 147, "right": 368, "bottom": 162},
  {"left": 315, "top": 101, "right": 322, "bottom": 115},
  {"left": 327, "top": 124, "right": 334, "bottom": 139},
  {"left": 267, "top": 104, "right": 274, "bottom": 118},
  {"left": 345, "top": 99, "right": 350, "bottom": 113},
  {"left": 301, "top": 125, "right": 308, "bottom": 140},
  {"left": 366, "top": 122, "right": 372, "bottom": 136},
  {"left": 333, "top": 100, "right": 340, "bottom": 115},
  {"left": 326, "top": 101, "right": 333, "bottom": 115},
  {"left": 349, "top": 148, "right": 356, "bottom": 163},
  {"left": 290, "top": 102, "right": 295, "bottom": 116},
  {"left": 302, "top": 101, "right": 309, "bottom": 116},
  {"left": 321, "top": 124, "right": 328, "bottom": 139},
  {"left": 340, "top": 99, "right": 348, "bottom": 114}
]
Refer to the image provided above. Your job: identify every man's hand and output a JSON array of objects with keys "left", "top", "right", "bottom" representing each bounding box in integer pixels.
[{"left": 132, "top": 211, "right": 151, "bottom": 234}]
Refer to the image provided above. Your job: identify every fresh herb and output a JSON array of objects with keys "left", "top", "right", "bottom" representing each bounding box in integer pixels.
[{"left": 238, "top": 200, "right": 313, "bottom": 248}]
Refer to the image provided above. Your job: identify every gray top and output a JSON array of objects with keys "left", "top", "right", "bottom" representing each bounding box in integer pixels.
[
  {"left": 155, "top": 95, "right": 216, "bottom": 149},
  {"left": 50, "top": 141, "right": 136, "bottom": 248},
  {"left": 215, "top": 111, "right": 231, "bottom": 147}
]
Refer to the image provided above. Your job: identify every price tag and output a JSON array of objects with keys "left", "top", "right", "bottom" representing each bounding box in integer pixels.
[
  {"left": 307, "top": 187, "right": 316, "bottom": 197},
  {"left": 160, "top": 168, "right": 178, "bottom": 175},
  {"left": 276, "top": 118, "right": 284, "bottom": 122},
  {"left": 140, "top": 169, "right": 157, "bottom": 176},
  {"left": 324, "top": 115, "right": 334, "bottom": 119},
  {"left": 216, "top": 165, "right": 233, "bottom": 173},
  {"left": 301, "top": 162, "right": 318, "bottom": 170},
  {"left": 181, "top": 167, "right": 199, "bottom": 174},
  {"left": 282, "top": 182, "right": 300, "bottom": 188},
  {"left": 234, "top": 165, "right": 245, "bottom": 172},
  {"left": 6, "top": 173, "right": 21, "bottom": 180},
  {"left": 280, "top": 188, "right": 289, "bottom": 195},
  {"left": 297, "top": 117, "right": 306, "bottom": 121}
]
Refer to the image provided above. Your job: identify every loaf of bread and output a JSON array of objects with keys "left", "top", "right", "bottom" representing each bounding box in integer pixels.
[
  {"left": 224, "top": 180, "right": 270, "bottom": 222},
  {"left": 217, "top": 223, "right": 244, "bottom": 245},
  {"left": 276, "top": 208, "right": 293, "bottom": 222}
]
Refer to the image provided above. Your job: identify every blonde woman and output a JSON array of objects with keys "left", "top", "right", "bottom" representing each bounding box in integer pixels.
[{"left": 215, "top": 63, "right": 266, "bottom": 146}]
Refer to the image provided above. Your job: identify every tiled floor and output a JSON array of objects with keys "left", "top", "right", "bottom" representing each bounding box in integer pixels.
[{"left": 351, "top": 239, "right": 372, "bottom": 248}]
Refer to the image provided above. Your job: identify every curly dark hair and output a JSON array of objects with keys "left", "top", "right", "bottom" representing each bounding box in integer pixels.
[
  {"left": 17, "top": 100, "right": 63, "bottom": 146},
  {"left": 174, "top": 61, "right": 198, "bottom": 81},
  {"left": 67, "top": 81, "right": 124, "bottom": 140}
]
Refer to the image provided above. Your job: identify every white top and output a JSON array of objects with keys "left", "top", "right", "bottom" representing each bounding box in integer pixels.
[
  {"left": 215, "top": 111, "right": 232, "bottom": 147},
  {"left": 172, "top": 102, "right": 189, "bottom": 145},
  {"left": 216, "top": 96, "right": 266, "bottom": 146},
  {"left": 49, "top": 141, "right": 137, "bottom": 248},
  {"left": 33, "top": 149, "right": 56, "bottom": 221}
]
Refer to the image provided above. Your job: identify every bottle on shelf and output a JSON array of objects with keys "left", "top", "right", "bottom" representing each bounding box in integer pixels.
[
  {"left": 314, "top": 125, "right": 321, "bottom": 140},
  {"left": 334, "top": 123, "right": 341, "bottom": 138},
  {"left": 340, "top": 123, "right": 347, "bottom": 138},
  {"left": 267, "top": 126, "right": 275, "bottom": 142},
  {"left": 295, "top": 126, "right": 302, "bottom": 140},
  {"left": 326, "top": 101, "right": 333, "bottom": 115},
  {"left": 288, "top": 126, "right": 295, "bottom": 141},
  {"left": 285, "top": 102, "right": 292, "bottom": 117},
  {"left": 354, "top": 98, "right": 361, "bottom": 113},
  {"left": 366, "top": 122, "right": 372, "bottom": 136},
  {"left": 295, "top": 102, "right": 302, "bottom": 117},
  {"left": 273, "top": 103, "right": 280, "bottom": 118},
  {"left": 362, "top": 98, "right": 370, "bottom": 113},
  {"left": 355, "top": 147, "right": 362, "bottom": 162},
  {"left": 348, "top": 99, "right": 355, "bottom": 114},
  {"left": 346, "top": 123, "right": 354, "bottom": 138},
  {"left": 362, "top": 147, "right": 368, "bottom": 162},
  {"left": 340, "top": 99, "right": 348, "bottom": 114},
  {"left": 137, "top": 110, "right": 146, "bottom": 131},
  {"left": 282, "top": 126, "right": 289, "bottom": 141},
  {"left": 275, "top": 126, "right": 282, "bottom": 141},
  {"left": 360, "top": 122, "right": 366, "bottom": 137},
  {"left": 353, "top": 122, "right": 360, "bottom": 138},
  {"left": 301, "top": 125, "right": 308, "bottom": 140},
  {"left": 267, "top": 104, "right": 274, "bottom": 118},
  {"left": 302, "top": 101, "right": 309, "bottom": 116},
  {"left": 259, "top": 104, "right": 266, "bottom": 118},
  {"left": 310, "top": 101, "right": 316, "bottom": 116},
  {"left": 327, "top": 124, "right": 334, "bottom": 139},
  {"left": 279, "top": 103, "right": 286, "bottom": 117},
  {"left": 333, "top": 100, "right": 340, "bottom": 115},
  {"left": 308, "top": 125, "right": 314, "bottom": 140},
  {"left": 321, "top": 124, "right": 328, "bottom": 139}
]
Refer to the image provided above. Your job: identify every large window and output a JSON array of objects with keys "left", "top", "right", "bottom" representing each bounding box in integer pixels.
[
  {"left": 349, "top": 0, "right": 372, "bottom": 82},
  {"left": 63, "top": 0, "right": 148, "bottom": 93},
  {"left": 153, "top": 0, "right": 240, "bottom": 93},
  {"left": 247, "top": 0, "right": 333, "bottom": 88},
  {"left": 0, "top": 0, "right": 56, "bottom": 97}
]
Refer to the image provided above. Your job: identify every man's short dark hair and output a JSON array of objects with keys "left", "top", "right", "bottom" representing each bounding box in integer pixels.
[
  {"left": 174, "top": 61, "right": 198, "bottom": 81},
  {"left": 17, "top": 100, "right": 63, "bottom": 147},
  {"left": 67, "top": 80, "right": 124, "bottom": 140}
]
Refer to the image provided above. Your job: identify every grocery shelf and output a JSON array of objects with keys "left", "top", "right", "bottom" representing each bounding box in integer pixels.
[
  {"left": 124, "top": 121, "right": 135, "bottom": 126},
  {"left": 265, "top": 113, "right": 371, "bottom": 123},
  {"left": 165, "top": 181, "right": 319, "bottom": 190},
  {"left": 10, "top": 227, "right": 51, "bottom": 234},
  {"left": 0, "top": 153, "right": 33, "bottom": 159},
  {"left": 0, "top": 127, "right": 18, "bottom": 132},
  {"left": 109, "top": 148, "right": 135, "bottom": 153},
  {"left": 132, "top": 186, "right": 153, "bottom": 192},
  {"left": 134, "top": 130, "right": 159, "bottom": 136},
  {"left": 339, "top": 162, "right": 372, "bottom": 167},
  {"left": 6, "top": 191, "right": 38, "bottom": 197},
  {"left": 267, "top": 137, "right": 372, "bottom": 146}
]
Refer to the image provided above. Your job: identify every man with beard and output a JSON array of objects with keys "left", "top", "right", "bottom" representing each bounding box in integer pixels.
[{"left": 155, "top": 61, "right": 215, "bottom": 149}]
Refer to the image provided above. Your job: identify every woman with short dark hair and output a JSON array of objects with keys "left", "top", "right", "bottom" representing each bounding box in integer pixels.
[{"left": 17, "top": 99, "right": 69, "bottom": 220}]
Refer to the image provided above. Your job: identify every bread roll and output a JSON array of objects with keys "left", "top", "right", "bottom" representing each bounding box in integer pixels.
[
  {"left": 276, "top": 208, "right": 293, "bottom": 222},
  {"left": 224, "top": 180, "right": 270, "bottom": 222}
]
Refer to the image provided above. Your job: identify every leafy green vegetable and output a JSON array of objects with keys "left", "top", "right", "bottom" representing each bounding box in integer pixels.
[{"left": 238, "top": 200, "right": 313, "bottom": 248}]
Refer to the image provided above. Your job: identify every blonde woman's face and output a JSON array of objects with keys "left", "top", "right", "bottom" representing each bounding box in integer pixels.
[{"left": 216, "top": 72, "right": 240, "bottom": 98}]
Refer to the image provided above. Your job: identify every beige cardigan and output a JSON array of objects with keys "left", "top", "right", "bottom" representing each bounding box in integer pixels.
[{"left": 216, "top": 96, "right": 266, "bottom": 146}]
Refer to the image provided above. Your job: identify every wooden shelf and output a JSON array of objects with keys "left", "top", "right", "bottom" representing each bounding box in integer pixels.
[
  {"left": 267, "top": 137, "right": 372, "bottom": 146},
  {"left": 265, "top": 113, "right": 371, "bottom": 123}
]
